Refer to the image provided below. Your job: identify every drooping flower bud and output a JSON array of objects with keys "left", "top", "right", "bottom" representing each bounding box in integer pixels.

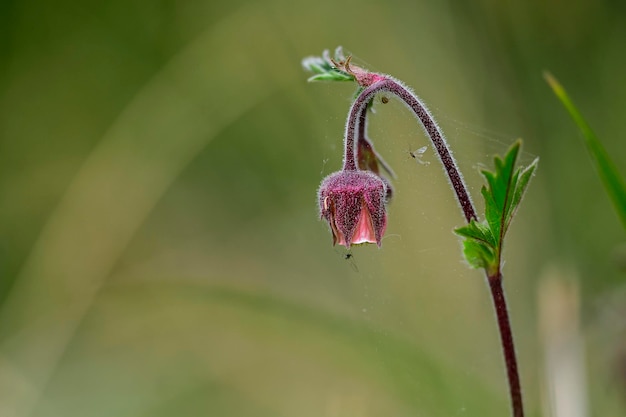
[{"left": 318, "top": 170, "right": 388, "bottom": 248}]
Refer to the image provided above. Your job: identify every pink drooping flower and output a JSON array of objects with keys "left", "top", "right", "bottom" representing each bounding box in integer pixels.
[{"left": 318, "top": 170, "right": 388, "bottom": 248}]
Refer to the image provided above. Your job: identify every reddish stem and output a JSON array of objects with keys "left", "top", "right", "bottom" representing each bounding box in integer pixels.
[
  {"left": 344, "top": 76, "right": 524, "bottom": 417},
  {"left": 488, "top": 274, "right": 524, "bottom": 417},
  {"left": 343, "top": 78, "right": 477, "bottom": 222}
]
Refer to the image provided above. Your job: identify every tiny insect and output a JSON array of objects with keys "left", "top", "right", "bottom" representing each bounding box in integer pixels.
[
  {"left": 381, "top": 96, "right": 389, "bottom": 104},
  {"left": 335, "top": 250, "right": 359, "bottom": 272},
  {"left": 344, "top": 252, "right": 359, "bottom": 272},
  {"left": 409, "top": 145, "right": 430, "bottom": 165}
]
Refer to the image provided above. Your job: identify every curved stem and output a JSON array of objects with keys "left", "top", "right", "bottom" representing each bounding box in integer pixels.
[
  {"left": 345, "top": 77, "right": 523, "bottom": 417},
  {"left": 354, "top": 100, "right": 396, "bottom": 178},
  {"left": 342, "top": 95, "right": 361, "bottom": 171},
  {"left": 357, "top": 100, "right": 368, "bottom": 147},
  {"left": 344, "top": 78, "right": 477, "bottom": 222}
]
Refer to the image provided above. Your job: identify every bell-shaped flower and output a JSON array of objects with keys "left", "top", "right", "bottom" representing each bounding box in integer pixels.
[{"left": 318, "top": 170, "right": 388, "bottom": 248}]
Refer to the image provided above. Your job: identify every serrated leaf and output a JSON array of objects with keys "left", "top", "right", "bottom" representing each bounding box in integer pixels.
[
  {"left": 301, "top": 56, "right": 329, "bottom": 73},
  {"left": 460, "top": 140, "right": 537, "bottom": 276},
  {"left": 302, "top": 51, "right": 355, "bottom": 83},
  {"left": 487, "top": 142, "right": 518, "bottom": 212},
  {"left": 500, "top": 142, "right": 520, "bottom": 217},
  {"left": 505, "top": 158, "right": 538, "bottom": 233},
  {"left": 512, "top": 159, "right": 538, "bottom": 209},
  {"left": 456, "top": 219, "right": 498, "bottom": 273},
  {"left": 481, "top": 185, "right": 500, "bottom": 241},
  {"left": 479, "top": 140, "right": 529, "bottom": 244},
  {"left": 462, "top": 240, "right": 496, "bottom": 271},
  {"left": 455, "top": 220, "right": 495, "bottom": 248}
]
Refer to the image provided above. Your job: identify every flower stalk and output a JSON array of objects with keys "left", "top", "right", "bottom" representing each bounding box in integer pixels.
[
  {"left": 343, "top": 77, "right": 477, "bottom": 222},
  {"left": 304, "top": 48, "right": 537, "bottom": 417},
  {"left": 343, "top": 65, "right": 526, "bottom": 417}
]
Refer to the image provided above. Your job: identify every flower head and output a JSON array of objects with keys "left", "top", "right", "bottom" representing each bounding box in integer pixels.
[{"left": 318, "top": 170, "right": 388, "bottom": 248}]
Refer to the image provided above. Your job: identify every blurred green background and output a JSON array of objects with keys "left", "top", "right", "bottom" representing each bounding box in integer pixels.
[{"left": 1, "top": 0, "right": 625, "bottom": 416}]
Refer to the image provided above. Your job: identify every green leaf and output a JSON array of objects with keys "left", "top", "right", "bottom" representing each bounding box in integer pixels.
[
  {"left": 544, "top": 71, "right": 626, "bottom": 230},
  {"left": 456, "top": 140, "right": 538, "bottom": 277},
  {"left": 500, "top": 142, "right": 520, "bottom": 217},
  {"left": 506, "top": 158, "right": 538, "bottom": 233},
  {"left": 302, "top": 50, "right": 355, "bottom": 83},
  {"left": 455, "top": 220, "right": 497, "bottom": 272},
  {"left": 462, "top": 240, "right": 496, "bottom": 271},
  {"left": 481, "top": 184, "right": 500, "bottom": 241},
  {"left": 307, "top": 71, "right": 354, "bottom": 83},
  {"left": 455, "top": 219, "right": 496, "bottom": 247},
  {"left": 480, "top": 140, "right": 533, "bottom": 243}
]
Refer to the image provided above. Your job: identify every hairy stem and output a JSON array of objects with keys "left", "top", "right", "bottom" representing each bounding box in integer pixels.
[
  {"left": 343, "top": 78, "right": 477, "bottom": 222},
  {"left": 357, "top": 99, "right": 368, "bottom": 146},
  {"left": 488, "top": 274, "right": 524, "bottom": 417},
  {"left": 344, "top": 77, "right": 524, "bottom": 417}
]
